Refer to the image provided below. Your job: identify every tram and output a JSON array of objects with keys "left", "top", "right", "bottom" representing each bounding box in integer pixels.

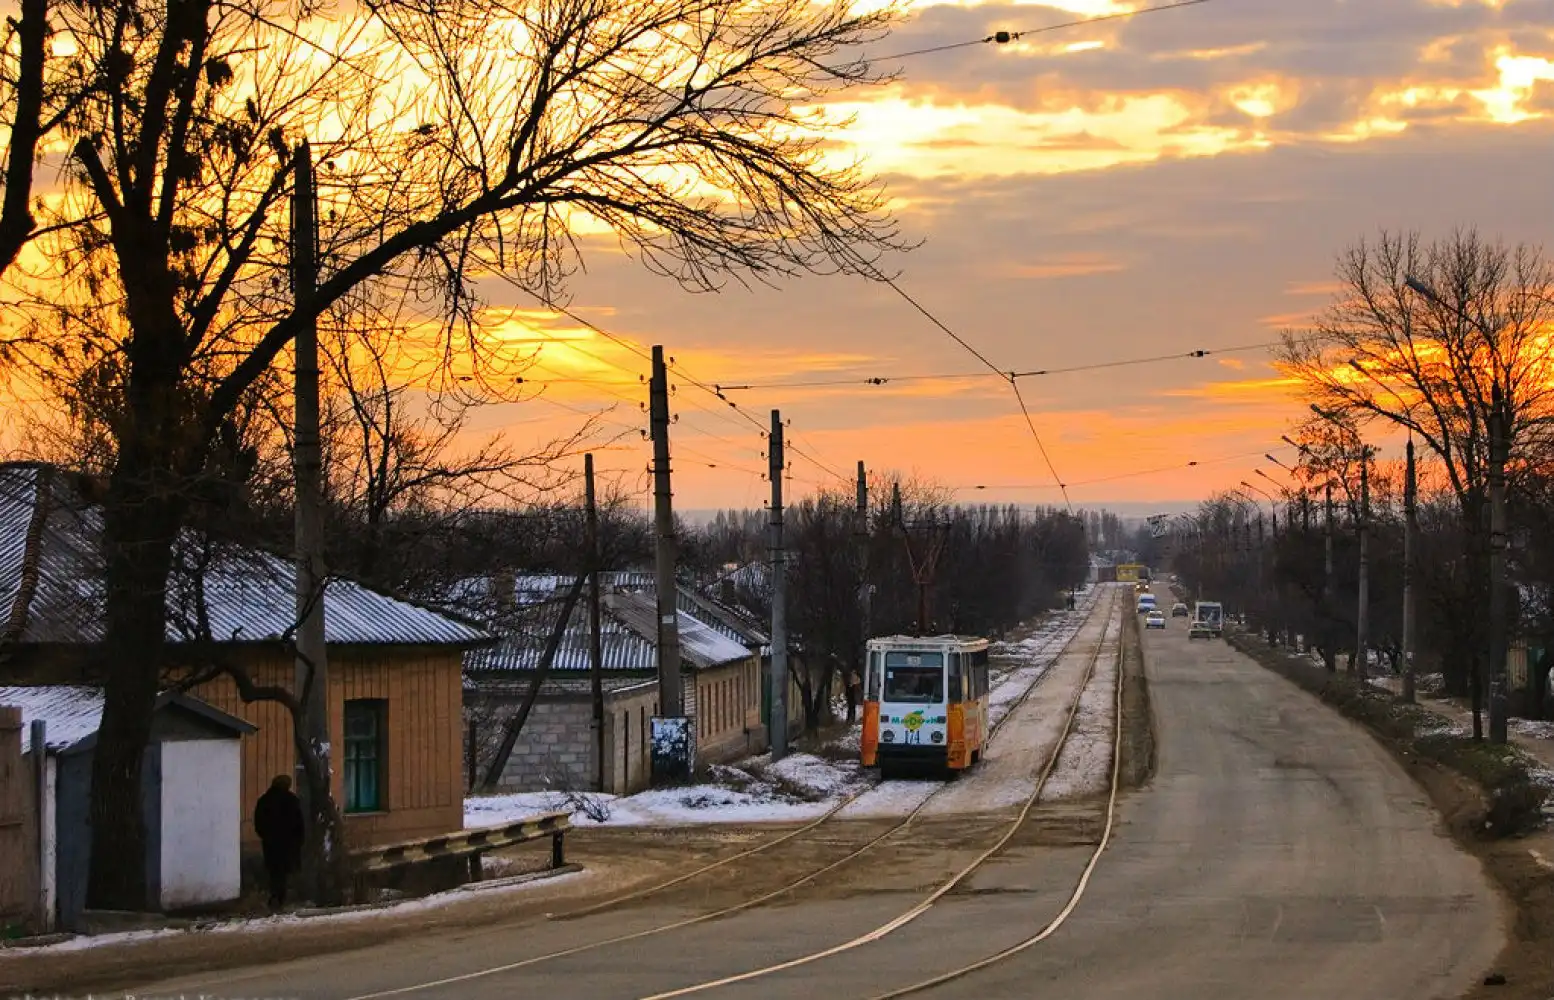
[{"left": 860, "top": 635, "right": 992, "bottom": 778}]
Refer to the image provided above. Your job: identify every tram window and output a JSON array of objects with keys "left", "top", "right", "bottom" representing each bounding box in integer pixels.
[
  {"left": 883, "top": 651, "right": 943, "bottom": 703},
  {"left": 947, "top": 653, "right": 963, "bottom": 702},
  {"left": 866, "top": 651, "right": 882, "bottom": 700}
]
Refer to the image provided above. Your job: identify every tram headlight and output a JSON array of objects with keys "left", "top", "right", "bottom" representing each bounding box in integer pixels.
[
  {"left": 930, "top": 730, "right": 944, "bottom": 744},
  {"left": 882, "top": 730, "right": 895, "bottom": 743}
]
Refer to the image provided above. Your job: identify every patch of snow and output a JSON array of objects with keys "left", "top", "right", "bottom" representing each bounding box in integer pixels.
[
  {"left": 833, "top": 778, "right": 938, "bottom": 819},
  {"left": 762, "top": 752, "right": 867, "bottom": 799},
  {"left": 1526, "top": 767, "right": 1554, "bottom": 790},
  {"left": 465, "top": 753, "right": 865, "bottom": 829},
  {"left": 1512, "top": 718, "right": 1554, "bottom": 741},
  {"left": 1042, "top": 625, "right": 1119, "bottom": 802}
]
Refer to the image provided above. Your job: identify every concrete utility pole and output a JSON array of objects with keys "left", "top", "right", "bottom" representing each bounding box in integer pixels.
[
  {"left": 1356, "top": 449, "right": 1370, "bottom": 679},
  {"left": 1489, "top": 386, "right": 1510, "bottom": 744},
  {"left": 1323, "top": 482, "right": 1335, "bottom": 672},
  {"left": 1402, "top": 439, "right": 1418, "bottom": 704},
  {"left": 291, "top": 139, "right": 335, "bottom": 902},
  {"left": 584, "top": 453, "right": 606, "bottom": 792},
  {"left": 768, "top": 410, "right": 789, "bottom": 761},
  {"left": 648, "top": 346, "right": 683, "bottom": 721}
]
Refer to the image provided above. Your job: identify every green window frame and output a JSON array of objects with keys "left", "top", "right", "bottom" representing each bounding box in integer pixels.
[{"left": 344, "top": 699, "right": 386, "bottom": 813}]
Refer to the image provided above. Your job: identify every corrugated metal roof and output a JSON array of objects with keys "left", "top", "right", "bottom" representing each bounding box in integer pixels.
[
  {"left": 0, "top": 463, "right": 488, "bottom": 648},
  {"left": 463, "top": 597, "right": 657, "bottom": 674},
  {"left": 605, "top": 591, "right": 751, "bottom": 669},
  {"left": 0, "top": 685, "right": 254, "bottom": 752},
  {"left": 0, "top": 685, "right": 104, "bottom": 751},
  {"left": 447, "top": 572, "right": 766, "bottom": 650}
]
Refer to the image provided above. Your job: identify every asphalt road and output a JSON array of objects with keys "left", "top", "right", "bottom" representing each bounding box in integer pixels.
[{"left": 131, "top": 602, "right": 1503, "bottom": 1000}]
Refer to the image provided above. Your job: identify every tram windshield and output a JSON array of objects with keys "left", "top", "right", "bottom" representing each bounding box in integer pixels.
[{"left": 883, "top": 651, "right": 944, "bottom": 703}]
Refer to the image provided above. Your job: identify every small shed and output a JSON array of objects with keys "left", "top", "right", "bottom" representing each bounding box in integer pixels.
[{"left": 0, "top": 685, "right": 256, "bottom": 930}]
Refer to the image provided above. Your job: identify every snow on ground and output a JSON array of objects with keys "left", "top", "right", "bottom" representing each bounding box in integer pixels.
[
  {"left": 1042, "top": 618, "right": 1121, "bottom": 802},
  {"left": 1512, "top": 718, "right": 1554, "bottom": 741},
  {"left": 4, "top": 870, "right": 592, "bottom": 953},
  {"left": 832, "top": 778, "right": 939, "bottom": 819},
  {"left": 464, "top": 752, "right": 866, "bottom": 829}
]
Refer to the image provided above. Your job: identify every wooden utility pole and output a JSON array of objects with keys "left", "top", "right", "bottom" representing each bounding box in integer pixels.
[
  {"left": 291, "top": 139, "right": 338, "bottom": 903},
  {"left": 648, "top": 346, "right": 683, "bottom": 722},
  {"left": 1356, "top": 449, "right": 1370, "bottom": 679},
  {"left": 584, "top": 454, "right": 606, "bottom": 791},
  {"left": 768, "top": 410, "right": 789, "bottom": 761},
  {"left": 1489, "top": 386, "right": 1510, "bottom": 744},
  {"left": 851, "top": 461, "right": 869, "bottom": 726},
  {"left": 1323, "top": 482, "right": 1335, "bottom": 672},
  {"left": 1402, "top": 438, "right": 1417, "bottom": 704}
]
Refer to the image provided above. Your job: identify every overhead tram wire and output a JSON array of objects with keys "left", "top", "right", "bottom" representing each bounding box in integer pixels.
[
  {"left": 513, "top": 289, "right": 853, "bottom": 485},
  {"left": 872, "top": 0, "right": 1217, "bottom": 63},
  {"left": 708, "top": 340, "right": 1287, "bottom": 392},
  {"left": 871, "top": 273, "right": 1074, "bottom": 511}
]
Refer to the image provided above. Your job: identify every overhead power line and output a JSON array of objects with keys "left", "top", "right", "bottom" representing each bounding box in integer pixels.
[
  {"left": 876, "top": 0, "right": 1217, "bottom": 62},
  {"left": 512, "top": 289, "right": 852, "bottom": 484},
  {"left": 710, "top": 340, "right": 1284, "bottom": 392}
]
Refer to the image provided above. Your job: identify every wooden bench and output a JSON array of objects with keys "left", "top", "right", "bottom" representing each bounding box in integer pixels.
[{"left": 349, "top": 811, "right": 572, "bottom": 896}]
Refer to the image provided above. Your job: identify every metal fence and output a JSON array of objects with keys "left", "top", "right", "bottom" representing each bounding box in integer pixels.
[{"left": 0, "top": 706, "right": 37, "bottom": 934}]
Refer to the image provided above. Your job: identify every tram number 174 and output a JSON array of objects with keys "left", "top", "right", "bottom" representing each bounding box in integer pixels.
[{"left": 860, "top": 635, "right": 991, "bottom": 779}]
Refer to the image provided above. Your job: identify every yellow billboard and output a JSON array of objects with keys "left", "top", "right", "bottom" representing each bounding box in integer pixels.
[{"left": 1116, "top": 564, "right": 1145, "bottom": 583}]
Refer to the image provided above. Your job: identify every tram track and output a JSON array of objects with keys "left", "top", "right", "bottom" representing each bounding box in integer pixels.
[
  {"left": 338, "top": 588, "right": 1117, "bottom": 1000},
  {"left": 634, "top": 590, "right": 1123, "bottom": 1000}
]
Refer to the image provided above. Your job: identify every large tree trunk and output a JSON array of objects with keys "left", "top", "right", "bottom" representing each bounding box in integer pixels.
[{"left": 87, "top": 467, "right": 185, "bottom": 911}]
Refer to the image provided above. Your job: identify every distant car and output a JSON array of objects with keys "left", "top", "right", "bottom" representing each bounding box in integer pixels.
[
  {"left": 1171, "top": 602, "right": 1189, "bottom": 618},
  {"left": 1145, "top": 610, "right": 1166, "bottom": 629}
]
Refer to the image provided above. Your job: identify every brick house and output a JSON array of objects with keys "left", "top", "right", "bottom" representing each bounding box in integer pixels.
[{"left": 459, "top": 575, "right": 768, "bottom": 794}]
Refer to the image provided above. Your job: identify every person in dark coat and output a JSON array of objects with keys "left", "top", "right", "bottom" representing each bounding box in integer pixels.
[{"left": 254, "top": 773, "right": 306, "bottom": 910}]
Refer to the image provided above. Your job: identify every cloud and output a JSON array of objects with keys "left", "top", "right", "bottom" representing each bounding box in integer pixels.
[{"left": 1004, "top": 252, "right": 1128, "bottom": 278}]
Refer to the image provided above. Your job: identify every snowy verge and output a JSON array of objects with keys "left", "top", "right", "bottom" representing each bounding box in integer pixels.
[
  {"left": 465, "top": 752, "right": 868, "bottom": 829},
  {"left": 0, "top": 869, "right": 590, "bottom": 955},
  {"left": 1042, "top": 625, "right": 1120, "bottom": 802}
]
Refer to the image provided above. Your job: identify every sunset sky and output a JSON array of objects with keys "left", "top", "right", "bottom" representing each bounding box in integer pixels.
[{"left": 462, "top": 0, "right": 1554, "bottom": 515}]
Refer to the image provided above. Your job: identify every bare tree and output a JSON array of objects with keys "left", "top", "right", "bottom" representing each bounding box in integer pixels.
[
  {"left": 1280, "top": 230, "right": 1554, "bottom": 702},
  {"left": 10, "top": 0, "right": 910, "bottom": 909}
]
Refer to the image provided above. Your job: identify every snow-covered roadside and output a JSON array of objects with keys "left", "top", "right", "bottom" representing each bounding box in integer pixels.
[
  {"left": 1042, "top": 618, "right": 1121, "bottom": 801},
  {"left": 465, "top": 752, "right": 869, "bottom": 829},
  {"left": 1, "top": 869, "right": 590, "bottom": 954}
]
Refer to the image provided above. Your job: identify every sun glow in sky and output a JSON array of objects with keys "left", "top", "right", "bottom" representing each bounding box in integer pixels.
[{"left": 33, "top": 0, "right": 1538, "bottom": 517}]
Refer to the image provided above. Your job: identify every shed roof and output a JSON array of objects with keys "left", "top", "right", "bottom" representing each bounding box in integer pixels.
[
  {"left": 463, "top": 596, "right": 658, "bottom": 675},
  {"left": 0, "top": 463, "right": 487, "bottom": 648},
  {"left": 0, "top": 684, "right": 256, "bottom": 754}
]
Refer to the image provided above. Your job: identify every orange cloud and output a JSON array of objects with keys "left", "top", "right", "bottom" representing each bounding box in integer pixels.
[{"left": 1004, "top": 253, "right": 1127, "bottom": 279}]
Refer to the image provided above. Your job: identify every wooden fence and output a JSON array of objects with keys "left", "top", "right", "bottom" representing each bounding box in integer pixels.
[{"left": 0, "top": 706, "right": 36, "bottom": 934}]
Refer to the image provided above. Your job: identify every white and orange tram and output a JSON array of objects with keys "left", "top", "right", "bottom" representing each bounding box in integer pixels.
[{"left": 860, "top": 634, "right": 992, "bottom": 778}]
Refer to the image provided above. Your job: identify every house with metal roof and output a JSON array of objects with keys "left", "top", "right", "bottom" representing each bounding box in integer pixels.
[
  {"left": 0, "top": 461, "right": 491, "bottom": 855},
  {"left": 461, "top": 582, "right": 766, "bottom": 796}
]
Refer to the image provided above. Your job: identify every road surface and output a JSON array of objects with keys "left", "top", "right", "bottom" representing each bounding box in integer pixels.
[{"left": 129, "top": 606, "right": 1503, "bottom": 999}]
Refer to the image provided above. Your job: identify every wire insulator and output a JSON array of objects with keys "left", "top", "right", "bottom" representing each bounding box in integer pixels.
[{"left": 994, "top": 30, "right": 1012, "bottom": 43}]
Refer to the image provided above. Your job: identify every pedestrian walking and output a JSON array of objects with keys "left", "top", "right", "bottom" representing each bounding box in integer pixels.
[
  {"left": 254, "top": 773, "right": 305, "bottom": 910},
  {"left": 845, "top": 668, "right": 861, "bottom": 724}
]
